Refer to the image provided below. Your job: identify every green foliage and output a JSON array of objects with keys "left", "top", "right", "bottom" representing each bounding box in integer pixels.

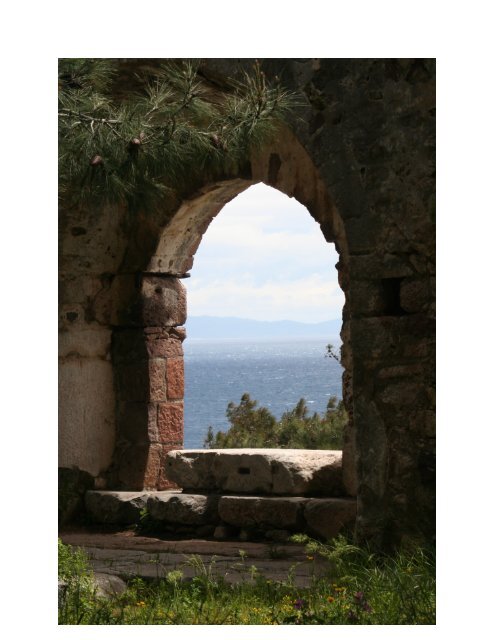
[
  {"left": 58, "top": 537, "right": 435, "bottom": 625},
  {"left": 58, "top": 540, "right": 97, "bottom": 624},
  {"left": 325, "top": 343, "right": 341, "bottom": 364},
  {"left": 290, "top": 534, "right": 436, "bottom": 624},
  {"left": 204, "top": 392, "right": 346, "bottom": 449},
  {"left": 58, "top": 538, "right": 92, "bottom": 581},
  {"left": 59, "top": 59, "right": 298, "bottom": 212}
]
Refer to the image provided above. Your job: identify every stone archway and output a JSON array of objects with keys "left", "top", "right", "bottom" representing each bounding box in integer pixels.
[
  {"left": 109, "top": 126, "right": 356, "bottom": 497},
  {"left": 59, "top": 59, "right": 435, "bottom": 547}
]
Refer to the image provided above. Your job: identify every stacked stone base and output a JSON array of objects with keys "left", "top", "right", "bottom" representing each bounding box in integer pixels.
[
  {"left": 84, "top": 450, "right": 356, "bottom": 542},
  {"left": 85, "top": 490, "right": 356, "bottom": 542}
]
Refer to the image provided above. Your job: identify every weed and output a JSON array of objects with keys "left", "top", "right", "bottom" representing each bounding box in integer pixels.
[{"left": 58, "top": 536, "right": 435, "bottom": 625}]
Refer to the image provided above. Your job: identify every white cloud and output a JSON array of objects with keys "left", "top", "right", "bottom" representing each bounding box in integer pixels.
[
  {"left": 186, "top": 274, "right": 344, "bottom": 323},
  {"left": 187, "top": 183, "right": 344, "bottom": 322}
]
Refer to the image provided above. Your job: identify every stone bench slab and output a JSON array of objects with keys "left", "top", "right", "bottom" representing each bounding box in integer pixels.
[{"left": 165, "top": 449, "right": 344, "bottom": 496}]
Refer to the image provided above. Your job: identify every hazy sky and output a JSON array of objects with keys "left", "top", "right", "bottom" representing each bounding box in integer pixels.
[{"left": 185, "top": 183, "right": 344, "bottom": 323}]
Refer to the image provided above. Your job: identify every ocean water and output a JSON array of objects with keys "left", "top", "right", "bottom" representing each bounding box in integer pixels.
[{"left": 183, "top": 338, "right": 343, "bottom": 448}]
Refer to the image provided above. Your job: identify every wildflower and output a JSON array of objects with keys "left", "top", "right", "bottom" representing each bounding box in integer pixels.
[
  {"left": 352, "top": 591, "right": 372, "bottom": 613},
  {"left": 293, "top": 598, "right": 306, "bottom": 610},
  {"left": 136, "top": 601, "right": 146, "bottom": 607},
  {"left": 306, "top": 555, "right": 314, "bottom": 561},
  {"left": 327, "top": 596, "right": 335, "bottom": 603}
]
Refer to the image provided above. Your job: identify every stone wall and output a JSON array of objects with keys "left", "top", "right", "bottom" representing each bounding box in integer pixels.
[{"left": 59, "top": 58, "right": 435, "bottom": 548}]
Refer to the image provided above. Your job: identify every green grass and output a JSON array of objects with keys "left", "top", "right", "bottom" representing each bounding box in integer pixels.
[{"left": 58, "top": 535, "right": 435, "bottom": 625}]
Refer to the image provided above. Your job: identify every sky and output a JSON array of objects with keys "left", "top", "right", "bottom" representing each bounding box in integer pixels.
[{"left": 185, "top": 183, "right": 344, "bottom": 323}]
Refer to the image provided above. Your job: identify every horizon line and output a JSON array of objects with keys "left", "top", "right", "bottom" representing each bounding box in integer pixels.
[{"left": 187, "top": 315, "right": 342, "bottom": 325}]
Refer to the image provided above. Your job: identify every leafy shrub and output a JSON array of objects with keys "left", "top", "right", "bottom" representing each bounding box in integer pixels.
[{"left": 204, "top": 393, "right": 346, "bottom": 449}]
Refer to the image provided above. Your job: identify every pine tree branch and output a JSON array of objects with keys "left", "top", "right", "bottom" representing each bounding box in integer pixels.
[{"left": 58, "top": 59, "right": 301, "bottom": 212}]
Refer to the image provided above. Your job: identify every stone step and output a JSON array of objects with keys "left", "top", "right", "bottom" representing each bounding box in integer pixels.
[
  {"left": 59, "top": 531, "right": 333, "bottom": 587},
  {"left": 85, "top": 490, "right": 356, "bottom": 541},
  {"left": 164, "top": 448, "right": 345, "bottom": 496},
  {"left": 85, "top": 490, "right": 173, "bottom": 524}
]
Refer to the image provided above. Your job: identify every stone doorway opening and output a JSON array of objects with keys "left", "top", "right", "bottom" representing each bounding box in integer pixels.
[
  {"left": 108, "top": 125, "right": 355, "bottom": 495},
  {"left": 182, "top": 182, "right": 345, "bottom": 451}
]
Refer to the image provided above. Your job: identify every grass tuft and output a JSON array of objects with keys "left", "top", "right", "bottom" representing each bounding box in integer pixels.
[{"left": 58, "top": 535, "right": 435, "bottom": 625}]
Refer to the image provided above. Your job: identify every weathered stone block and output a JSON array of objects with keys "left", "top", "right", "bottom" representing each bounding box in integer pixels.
[
  {"left": 58, "top": 358, "right": 116, "bottom": 476},
  {"left": 303, "top": 498, "right": 357, "bottom": 539},
  {"left": 112, "top": 329, "right": 147, "bottom": 364},
  {"left": 349, "top": 280, "right": 386, "bottom": 317},
  {"left": 213, "top": 524, "right": 238, "bottom": 540},
  {"left": 59, "top": 326, "right": 112, "bottom": 359},
  {"left": 93, "top": 573, "right": 128, "bottom": 598},
  {"left": 218, "top": 496, "right": 307, "bottom": 529},
  {"left": 165, "top": 449, "right": 345, "bottom": 496},
  {"left": 156, "top": 445, "right": 183, "bottom": 490},
  {"left": 141, "top": 276, "right": 186, "bottom": 327},
  {"left": 117, "top": 358, "right": 166, "bottom": 403},
  {"left": 149, "top": 359, "right": 167, "bottom": 401},
  {"left": 117, "top": 362, "right": 149, "bottom": 402},
  {"left": 117, "top": 402, "right": 158, "bottom": 444},
  {"left": 116, "top": 443, "right": 167, "bottom": 490},
  {"left": 147, "top": 493, "right": 220, "bottom": 525},
  {"left": 349, "top": 253, "right": 414, "bottom": 280},
  {"left": 166, "top": 358, "right": 184, "bottom": 400},
  {"left": 377, "top": 381, "right": 424, "bottom": 406},
  {"left": 59, "top": 467, "right": 94, "bottom": 525},
  {"left": 145, "top": 331, "right": 184, "bottom": 359},
  {"left": 85, "top": 490, "right": 151, "bottom": 524},
  {"left": 400, "top": 277, "right": 431, "bottom": 313},
  {"left": 157, "top": 403, "right": 183, "bottom": 443}
]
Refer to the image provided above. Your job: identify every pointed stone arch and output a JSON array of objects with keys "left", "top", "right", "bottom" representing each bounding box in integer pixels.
[{"left": 109, "top": 125, "right": 356, "bottom": 497}]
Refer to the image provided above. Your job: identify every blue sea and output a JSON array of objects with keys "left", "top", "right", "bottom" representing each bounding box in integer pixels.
[{"left": 183, "top": 338, "right": 343, "bottom": 448}]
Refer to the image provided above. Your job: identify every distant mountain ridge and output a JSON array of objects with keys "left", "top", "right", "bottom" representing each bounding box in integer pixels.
[{"left": 186, "top": 316, "right": 342, "bottom": 340}]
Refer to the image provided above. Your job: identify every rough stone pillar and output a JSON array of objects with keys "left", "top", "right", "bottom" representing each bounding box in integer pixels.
[
  {"left": 351, "top": 308, "right": 435, "bottom": 547},
  {"left": 109, "top": 275, "right": 186, "bottom": 490}
]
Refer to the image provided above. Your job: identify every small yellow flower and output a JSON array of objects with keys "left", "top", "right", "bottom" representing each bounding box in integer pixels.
[
  {"left": 327, "top": 596, "right": 335, "bottom": 603},
  {"left": 306, "top": 555, "right": 314, "bottom": 561}
]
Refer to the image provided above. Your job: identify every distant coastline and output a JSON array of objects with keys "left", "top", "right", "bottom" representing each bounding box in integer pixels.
[{"left": 186, "top": 315, "right": 342, "bottom": 341}]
